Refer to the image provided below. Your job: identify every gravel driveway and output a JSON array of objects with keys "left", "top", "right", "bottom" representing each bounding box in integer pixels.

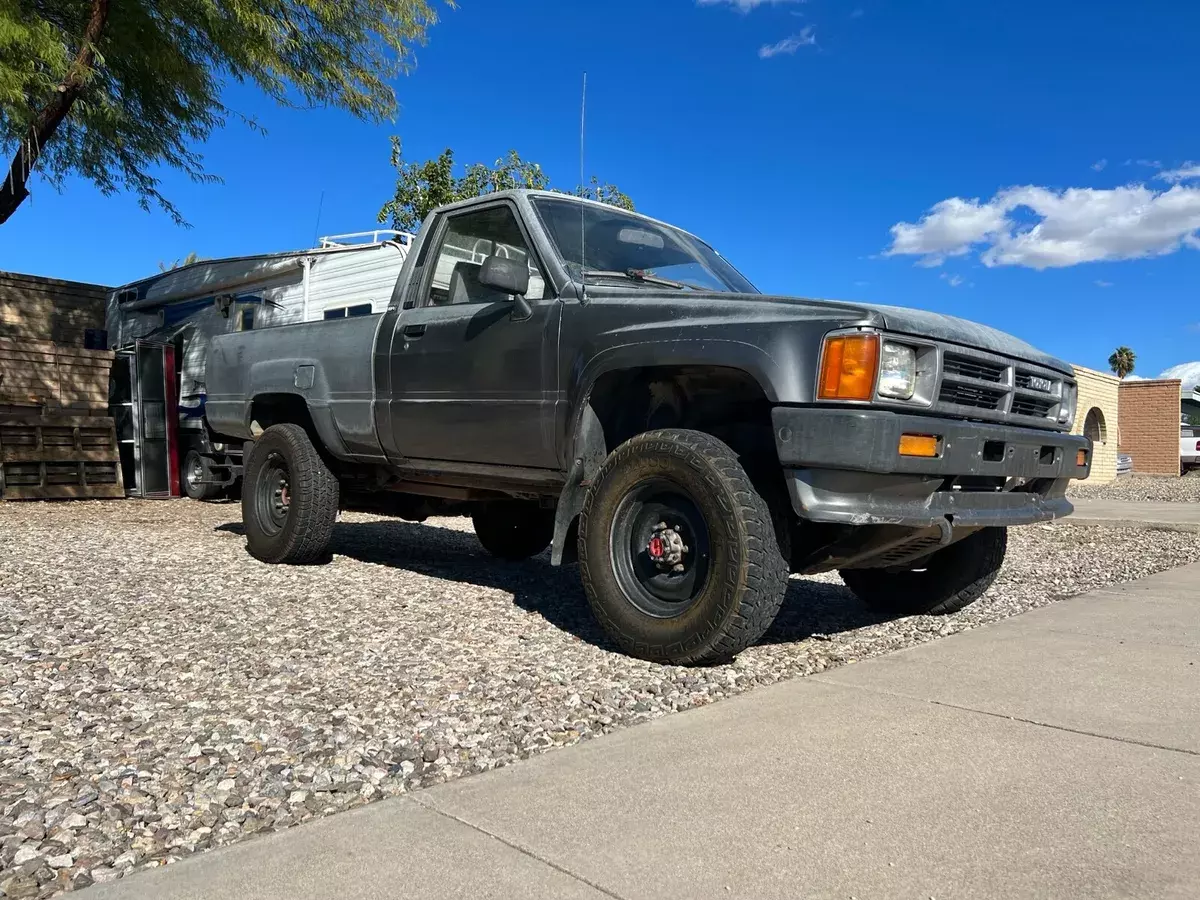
[
  {"left": 1, "top": 499, "right": 1197, "bottom": 897},
  {"left": 1070, "top": 472, "right": 1200, "bottom": 502}
]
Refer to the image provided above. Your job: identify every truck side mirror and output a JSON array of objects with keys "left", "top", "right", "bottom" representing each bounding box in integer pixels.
[{"left": 478, "top": 255, "right": 532, "bottom": 320}]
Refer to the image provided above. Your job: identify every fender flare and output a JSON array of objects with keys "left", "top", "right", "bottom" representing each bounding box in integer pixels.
[{"left": 550, "top": 340, "right": 785, "bottom": 565}]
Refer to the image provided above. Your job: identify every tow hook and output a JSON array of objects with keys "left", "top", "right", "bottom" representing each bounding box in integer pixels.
[{"left": 647, "top": 522, "right": 688, "bottom": 572}]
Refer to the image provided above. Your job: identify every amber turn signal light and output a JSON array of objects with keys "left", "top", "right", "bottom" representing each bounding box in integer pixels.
[
  {"left": 1076, "top": 449, "right": 1088, "bottom": 467},
  {"left": 898, "top": 433, "right": 940, "bottom": 458},
  {"left": 818, "top": 333, "right": 880, "bottom": 401}
]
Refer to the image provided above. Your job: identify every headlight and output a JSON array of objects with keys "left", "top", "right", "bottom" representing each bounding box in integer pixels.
[
  {"left": 1058, "top": 384, "right": 1077, "bottom": 428},
  {"left": 877, "top": 342, "right": 917, "bottom": 400}
]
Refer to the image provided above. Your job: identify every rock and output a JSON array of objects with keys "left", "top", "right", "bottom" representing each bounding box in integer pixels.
[
  {"left": 0, "top": 875, "right": 39, "bottom": 899},
  {"left": 45, "top": 853, "right": 74, "bottom": 869},
  {"left": 61, "top": 813, "right": 88, "bottom": 830},
  {"left": 72, "top": 870, "right": 95, "bottom": 890},
  {"left": 74, "top": 787, "right": 100, "bottom": 807},
  {"left": 89, "top": 866, "right": 121, "bottom": 884},
  {"left": 12, "top": 845, "right": 42, "bottom": 866}
]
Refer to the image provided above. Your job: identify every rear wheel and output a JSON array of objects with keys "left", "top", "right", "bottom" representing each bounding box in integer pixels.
[
  {"left": 242, "top": 424, "right": 339, "bottom": 564},
  {"left": 182, "top": 450, "right": 223, "bottom": 501},
  {"left": 578, "top": 429, "right": 788, "bottom": 665},
  {"left": 839, "top": 527, "right": 1007, "bottom": 616},
  {"left": 472, "top": 501, "right": 554, "bottom": 560}
]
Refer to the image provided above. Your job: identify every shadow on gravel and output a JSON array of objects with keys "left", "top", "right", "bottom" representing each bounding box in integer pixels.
[{"left": 215, "top": 519, "right": 890, "bottom": 655}]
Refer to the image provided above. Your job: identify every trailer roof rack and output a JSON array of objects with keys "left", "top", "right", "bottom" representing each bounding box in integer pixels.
[{"left": 318, "top": 230, "right": 415, "bottom": 249}]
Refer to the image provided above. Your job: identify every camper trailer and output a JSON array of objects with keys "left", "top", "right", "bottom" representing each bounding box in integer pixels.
[{"left": 105, "top": 231, "right": 413, "bottom": 499}]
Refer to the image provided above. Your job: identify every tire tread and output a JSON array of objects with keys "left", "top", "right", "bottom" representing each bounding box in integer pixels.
[
  {"left": 578, "top": 429, "right": 789, "bottom": 665},
  {"left": 242, "top": 424, "right": 339, "bottom": 564}
]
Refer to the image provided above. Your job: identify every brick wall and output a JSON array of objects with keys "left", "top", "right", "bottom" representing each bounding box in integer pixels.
[
  {"left": 1071, "top": 365, "right": 1120, "bottom": 484},
  {"left": 1118, "top": 379, "right": 1182, "bottom": 476}
]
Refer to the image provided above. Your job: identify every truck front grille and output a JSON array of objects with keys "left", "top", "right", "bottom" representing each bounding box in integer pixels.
[
  {"left": 929, "top": 344, "right": 1071, "bottom": 431},
  {"left": 1011, "top": 396, "right": 1056, "bottom": 419},
  {"left": 943, "top": 353, "right": 1005, "bottom": 384},
  {"left": 939, "top": 382, "right": 1005, "bottom": 410}
]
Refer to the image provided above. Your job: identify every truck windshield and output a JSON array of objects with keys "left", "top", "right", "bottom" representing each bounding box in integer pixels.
[{"left": 532, "top": 197, "right": 758, "bottom": 294}]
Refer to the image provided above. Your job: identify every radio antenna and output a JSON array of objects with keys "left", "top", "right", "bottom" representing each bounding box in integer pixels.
[
  {"left": 311, "top": 189, "right": 325, "bottom": 248},
  {"left": 579, "top": 71, "right": 588, "bottom": 304}
]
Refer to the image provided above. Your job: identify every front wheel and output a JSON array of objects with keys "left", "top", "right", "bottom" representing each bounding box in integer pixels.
[
  {"left": 578, "top": 429, "right": 789, "bottom": 665},
  {"left": 242, "top": 424, "right": 339, "bottom": 564},
  {"left": 839, "top": 527, "right": 1007, "bottom": 616}
]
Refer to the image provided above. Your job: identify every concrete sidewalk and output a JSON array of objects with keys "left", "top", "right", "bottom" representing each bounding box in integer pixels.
[
  {"left": 89, "top": 563, "right": 1200, "bottom": 900},
  {"left": 1069, "top": 498, "right": 1200, "bottom": 533}
]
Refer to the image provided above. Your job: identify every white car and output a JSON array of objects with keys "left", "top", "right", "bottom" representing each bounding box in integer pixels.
[{"left": 1182, "top": 423, "right": 1200, "bottom": 474}]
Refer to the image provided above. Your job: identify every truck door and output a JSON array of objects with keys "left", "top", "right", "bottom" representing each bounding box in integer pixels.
[{"left": 383, "top": 200, "right": 560, "bottom": 469}]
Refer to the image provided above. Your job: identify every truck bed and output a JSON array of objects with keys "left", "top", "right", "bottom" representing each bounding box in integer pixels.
[{"left": 206, "top": 315, "right": 385, "bottom": 461}]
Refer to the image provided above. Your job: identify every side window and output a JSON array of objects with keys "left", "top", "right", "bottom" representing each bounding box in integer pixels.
[{"left": 426, "top": 205, "right": 547, "bottom": 306}]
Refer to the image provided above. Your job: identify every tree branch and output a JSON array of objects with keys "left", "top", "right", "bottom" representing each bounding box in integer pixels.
[{"left": 0, "top": 0, "right": 111, "bottom": 225}]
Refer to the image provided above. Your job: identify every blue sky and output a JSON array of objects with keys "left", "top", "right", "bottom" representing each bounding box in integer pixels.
[{"left": 3, "top": 0, "right": 1199, "bottom": 377}]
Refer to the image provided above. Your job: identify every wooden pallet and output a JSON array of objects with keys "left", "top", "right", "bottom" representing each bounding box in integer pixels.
[
  {"left": 0, "top": 337, "right": 112, "bottom": 415},
  {"left": 0, "top": 271, "right": 108, "bottom": 348},
  {"left": 0, "top": 415, "right": 124, "bottom": 500}
]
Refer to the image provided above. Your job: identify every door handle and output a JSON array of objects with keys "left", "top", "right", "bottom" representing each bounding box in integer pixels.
[{"left": 402, "top": 324, "right": 427, "bottom": 338}]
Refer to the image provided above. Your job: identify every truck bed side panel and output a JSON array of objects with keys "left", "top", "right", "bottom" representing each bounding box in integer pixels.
[{"left": 206, "top": 316, "right": 384, "bottom": 461}]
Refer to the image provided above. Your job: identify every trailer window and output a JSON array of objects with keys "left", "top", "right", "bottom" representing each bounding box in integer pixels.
[
  {"left": 323, "top": 303, "right": 374, "bottom": 320},
  {"left": 240, "top": 309, "right": 255, "bottom": 331}
]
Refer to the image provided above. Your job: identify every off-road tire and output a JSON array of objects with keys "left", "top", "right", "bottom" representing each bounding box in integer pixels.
[
  {"left": 839, "top": 527, "right": 1007, "bottom": 616},
  {"left": 242, "top": 424, "right": 339, "bottom": 564},
  {"left": 472, "top": 501, "right": 554, "bottom": 561},
  {"left": 182, "top": 450, "right": 223, "bottom": 501},
  {"left": 578, "top": 429, "right": 789, "bottom": 665}
]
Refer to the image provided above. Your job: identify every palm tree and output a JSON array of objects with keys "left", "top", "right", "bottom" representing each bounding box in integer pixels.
[
  {"left": 1108, "top": 346, "right": 1136, "bottom": 379},
  {"left": 158, "top": 251, "right": 202, "bottom": 273}
]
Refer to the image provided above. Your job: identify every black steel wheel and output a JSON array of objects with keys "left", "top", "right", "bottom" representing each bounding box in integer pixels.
[
  {"left": 578, "top": 429, "right": 788, "bottom": 665},
  {"left": 242, "top": 424, "right": 339, "bottom": 564},
  {"left": 608, "top": 478, "right": 712, "bottom": 618},
  {"left": 182, "top": 450, "right": 222, "bottom": 501}
]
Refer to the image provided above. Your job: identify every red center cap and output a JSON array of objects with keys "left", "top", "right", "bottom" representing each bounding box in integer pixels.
[{"left": 648, "top": 536, "right": 666, "bottom": 559}]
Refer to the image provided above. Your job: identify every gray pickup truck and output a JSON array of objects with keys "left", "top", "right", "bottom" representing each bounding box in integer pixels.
[{"left": 207, "top": 190, "right": 1090, "bottom": 665}]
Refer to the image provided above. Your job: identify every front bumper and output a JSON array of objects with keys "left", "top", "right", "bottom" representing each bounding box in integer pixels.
[{"left": 772, "top": 407, "right": 1091, "bottom": 528}]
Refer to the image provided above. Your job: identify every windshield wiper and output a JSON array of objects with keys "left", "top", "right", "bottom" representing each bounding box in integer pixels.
[{"left": 581, "top": 268, "right": 691, "bottom": 290}]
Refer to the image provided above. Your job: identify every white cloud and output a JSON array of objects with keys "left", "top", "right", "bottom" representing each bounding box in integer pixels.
[
  {"left": 1091, "top": 159, "right": 1108, "bottom": 172},
  {"left": 1158, "top": 162, "right": 1200, "bottom": 183},
  {"left": 885, "top": 197, "right": 1007, "bottom": 267},
  {"left": 758, "top": 26, "right": 817, "bottom": 57},
  {"left": 939, "top": 273, "right": 965, "bottom": 287},
  {"left": 886, "top": 182, "right": 1200, "bottom": 270},
  {"left": 1161, "top": 361, "right": 1200, "bottom": 388},
  {"left": 1095, "top": 279, "right": 1114, "bottom": 287},
  {"left": 698, "top": 0, "right": 804, "bottom": 11}
]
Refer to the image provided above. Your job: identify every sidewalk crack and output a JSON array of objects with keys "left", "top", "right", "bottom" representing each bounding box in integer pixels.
[
  {"left": 810, "top": 678, "right": 1200, "bottom": 757},
  {"left": 410, "top": 797, "right": 630, "bottom": 899}
]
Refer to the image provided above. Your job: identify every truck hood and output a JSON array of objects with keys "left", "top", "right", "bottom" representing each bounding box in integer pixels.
[
  {"left": 862, "top": 302, "right": 1073, "bottom": 375},
  {"left": 749, "top": 294, "right": 1072, "bottom": 375}
]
